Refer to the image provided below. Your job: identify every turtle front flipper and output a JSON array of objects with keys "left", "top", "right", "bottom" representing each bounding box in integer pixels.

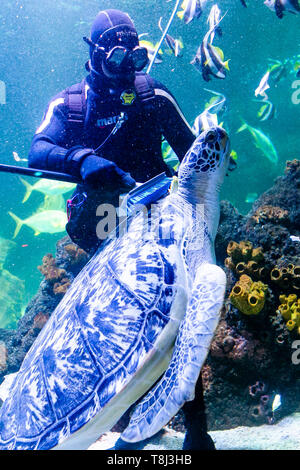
[{"left": 121, "top": 263, "right": 226, "bottom": 443}]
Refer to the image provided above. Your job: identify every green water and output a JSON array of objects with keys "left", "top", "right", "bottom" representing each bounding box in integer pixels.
[{"left": 0, "top": 0, "right": 299, "bottom": 322}]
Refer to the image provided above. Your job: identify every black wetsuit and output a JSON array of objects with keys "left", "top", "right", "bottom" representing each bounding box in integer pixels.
[{"left": 29, "top": 72, "right": 195, "bottom": 183}]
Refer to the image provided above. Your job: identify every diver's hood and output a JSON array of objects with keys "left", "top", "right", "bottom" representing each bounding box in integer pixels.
[{"left": 87, "top": 9, "right": 139, "bottom": 92}]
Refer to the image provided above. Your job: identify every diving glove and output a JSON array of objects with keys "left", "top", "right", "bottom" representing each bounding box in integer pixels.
[
  {"left": 67, "top": 147, "right": 135, "bottom": 191},
  {"left": 80, "top": 154, "right": 135, "bottom": 191}
]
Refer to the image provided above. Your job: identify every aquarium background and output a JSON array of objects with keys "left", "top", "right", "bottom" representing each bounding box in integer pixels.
[{"left": 0, "top": 0, "right": 299, "bottom": 324}]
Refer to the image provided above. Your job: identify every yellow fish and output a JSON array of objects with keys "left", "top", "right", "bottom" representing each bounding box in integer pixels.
[
  {"left": 9, "top": 210, "right": 68, "bottom": 238},
  {"left": 19, "top": 177, "right": 76, "bottom": 203},
  {"left": 139, "top": 39, "right": 163, "bottom": 64}
]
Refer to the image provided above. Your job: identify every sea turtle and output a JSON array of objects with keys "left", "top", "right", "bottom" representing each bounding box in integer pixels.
[{"left": 0, "top": 126, "right": 230, "bottom": 450}]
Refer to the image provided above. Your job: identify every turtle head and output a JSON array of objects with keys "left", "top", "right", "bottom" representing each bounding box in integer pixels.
[{"left": 178, "top": 126, "right": 230, "bottom": 203}]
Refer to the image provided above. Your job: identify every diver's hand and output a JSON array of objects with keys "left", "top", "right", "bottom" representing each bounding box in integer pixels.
[{"left": 80, "top": 155, "right": 136, "bottom": 191}]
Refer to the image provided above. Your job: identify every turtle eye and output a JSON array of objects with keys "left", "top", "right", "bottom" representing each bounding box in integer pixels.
[{"left": 206, "top": 131, "right": 217, "bottom": 144}]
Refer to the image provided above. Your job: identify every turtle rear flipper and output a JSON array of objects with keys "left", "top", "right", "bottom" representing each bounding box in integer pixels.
[{"left": 121, "top": 263, "right": 226, "bottom": 443}]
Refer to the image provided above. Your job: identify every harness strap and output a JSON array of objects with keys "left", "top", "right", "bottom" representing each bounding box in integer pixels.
[
  {"left": 66, "top": 80, "right": 86, "bottom": 125},
  {"left": 134, "top": 73, "right": 155, "bottom": 110}
]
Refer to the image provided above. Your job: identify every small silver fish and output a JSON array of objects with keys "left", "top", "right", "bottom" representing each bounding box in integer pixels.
[
  {"left": 272, "top": 394, "right": 282, "bottom": 412},
  {"left": 255, "top": 71, "right": 270, "bottom": 98},
  {"left": 13, "top": 151, "right": 28, "bottom": 162},
  {"left": 74, "top": 20, "right": 90, "bottom": 27},
  {"left": 290, "top": 235, "right": 300, "bottom": 242}
]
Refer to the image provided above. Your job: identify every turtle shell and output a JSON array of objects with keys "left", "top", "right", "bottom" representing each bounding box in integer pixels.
[{"left": 0, "top": 212, "right": 186, "bottom": 450}]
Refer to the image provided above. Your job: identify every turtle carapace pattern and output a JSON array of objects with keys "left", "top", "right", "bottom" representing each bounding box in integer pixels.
[{"left": 0, "top": 127, "right": 230, "bottom": 450}]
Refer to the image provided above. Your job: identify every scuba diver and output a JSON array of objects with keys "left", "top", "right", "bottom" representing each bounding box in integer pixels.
[
  {"left": 28, "top": 9, "right": 215, "bottom": 451},
  {"left": 29, "top": 8, "right": 195, "bottom": 253}
]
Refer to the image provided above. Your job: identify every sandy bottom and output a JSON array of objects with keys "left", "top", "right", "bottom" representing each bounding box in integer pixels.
[{"left": 88, "top": 412, "right": 300, "bottom": 451}]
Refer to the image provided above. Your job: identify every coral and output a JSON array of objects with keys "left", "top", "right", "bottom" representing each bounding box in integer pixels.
[
  {"left": 222, "top": 335, "right": 236, "bottom": 353},
  {"left": 285, "top": 159, "right": 300, "bottom": 175},
  {"left": 201, "top": 364, "right": 214, "bottom": 392},
  {"left": 225, "top": 241, "right": 267, "bottom": 280},
  {"left": 251, "top": 205, "right": 289, "bottom": 225},
  {"left": 53, "top": 278, "right": 71, "bottom": 296},
  {"left": 230, "top": 274, "right": 268, "bottom": 315},
  {"left": 260, "top": 394, "right": 270, "bottom": 407},
  {"left": 32, "top": 312, "right": 49, "bottom": 331},
  {"left": 226, "top": 240, "right": 253, "bottom": 263},
  {"left": 38, "top": 254, "right": 71, "bottom": 296},
  {"left": 38, "top": 254, "right": 66, "bottom": 283},
  {"left": 64, "top": 244, "right": 89, "bottom": 269},
  {"left": 277, "top": 294, "right": 300, "bottom": 335},
  {"left": 249, "top": 381, "right": 266, "bottom": 398},
  {"left": 271, "top": 264, "right": 300, "bottom": 292},
  {"left": 250, "top": 405, "right": 264, "bottom": 420}
]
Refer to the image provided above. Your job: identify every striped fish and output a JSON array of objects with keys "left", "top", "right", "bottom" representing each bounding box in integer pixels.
[
  {"left": 268, "top": 59, "right": 287, "bottom": 83},
  {"left": 191, "top": 27, "right": 229, "bottom": 81},
  {"left": 264, "top": 0, "right": 300, "bottom": 17},
  {"left": 192, "top": 110, "right": 219, "bottom": 135},
  {"left": 192, "top": 89, "right": 226, "bottom": 135},
  {"left": 256, "top": 99, "right": 276, "bottom": 121},
  {"left": 177, "top": 0, "right": 203, "bottom": 24},
  {"left": 204, "top": 89, "right": 227, "bottom": 115},
  {"left": 158, "top": 17, "right": 183, "bottom": 57},
  {"left": 207, "top": 4, "right": 223, "bottom": 42}
]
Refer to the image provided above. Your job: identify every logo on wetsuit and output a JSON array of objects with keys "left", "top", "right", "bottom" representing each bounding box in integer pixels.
[
  {"left": 97, "top": 113, "right": 128, "bottom": 129},
  {"left": 120, "top": 89, "right": 136, "bottom": 106}
]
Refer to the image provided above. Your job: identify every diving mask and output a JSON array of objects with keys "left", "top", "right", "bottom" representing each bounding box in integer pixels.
[{"left": 83, "top": 36, "right": 149, "bottom": 73}]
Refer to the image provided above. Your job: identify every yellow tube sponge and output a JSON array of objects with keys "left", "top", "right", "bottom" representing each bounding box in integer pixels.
[
  {"left": 277, "top": 294, "right": 300, "bottom": 334},
  {"left": 227, "top": 241, "right": 243, "bottom": 263},
  {"left": 271, "top": 265, "right": 300, "bottom": 292},
  {"left": 286, "top": 320, "right": 296, "bottom": 331},
  {"left": 239, "top": 241, "right": 253, "bottom": 261},
  {"left": 226, "top": 241, "right": 266, "bottom": 280},
  {"left": 278, "top": 303, "right": 291, "bottom": 321},
  {"left": 230, "top": 274, "right": 268, "bottom": 315}
]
